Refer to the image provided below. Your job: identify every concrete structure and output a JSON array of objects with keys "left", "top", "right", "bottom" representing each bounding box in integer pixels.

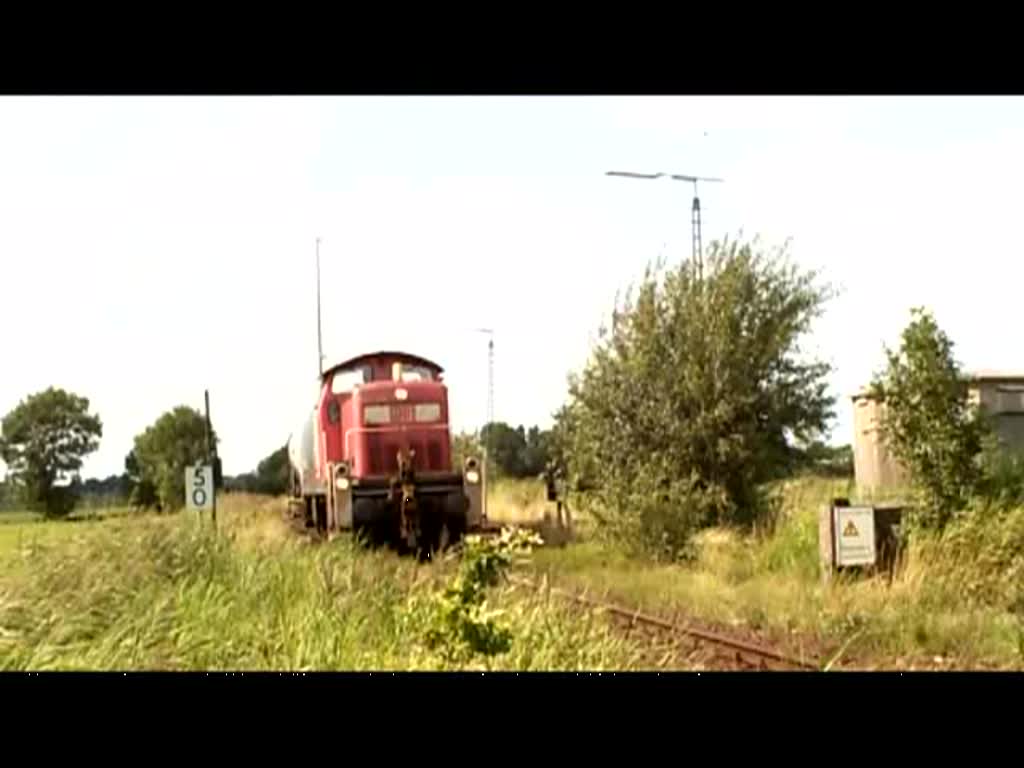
[
  {"left": 967, "top": 371, "right": 1024, "bottom": 450},
  {"left": 851, "top": 391, "right": 909, "bottom": 491},
  {"left": 852, "top": 371, "right": 1024, "bottom": 492}
]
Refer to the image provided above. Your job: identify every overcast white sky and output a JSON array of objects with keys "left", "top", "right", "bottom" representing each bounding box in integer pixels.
[{"left": 1, "top": 96, "right": 1022, "bottom": 478}]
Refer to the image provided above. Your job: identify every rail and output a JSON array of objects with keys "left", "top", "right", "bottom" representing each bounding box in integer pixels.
[
  {"left": 507, "top": 574, "right": 821, "bottom": 671},
  {"left": 281, "top": 505, "right": 823, "bottom": 670}
]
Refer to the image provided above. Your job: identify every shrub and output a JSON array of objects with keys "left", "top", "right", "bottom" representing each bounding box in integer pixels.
[
  {"left": 411, "top": 527, "right": 542, "bottom": 663},
  {"left": 556, "top": 236, "right": 835, "bottom": 559},
  {"left": 871, "top": 308, "right": 989, "bottom": 532},
  {"left": 977, "top": 444, "right": 1024, "bottom": 510},
  {"left": 932, "top": 501, "right": 1024, "bottom": 615}
]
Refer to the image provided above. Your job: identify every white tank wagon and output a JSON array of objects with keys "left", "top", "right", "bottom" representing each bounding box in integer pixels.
[{"left": 287, "top": 407, "right": 327, "bottom": 498}]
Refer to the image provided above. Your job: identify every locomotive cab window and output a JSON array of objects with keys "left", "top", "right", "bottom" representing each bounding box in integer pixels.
[
  {"left": 399, "top": 365, "right": 435, "bottom": 382},
  {"left": 331, "top": 365, "right": 372, "bottom": 394}
]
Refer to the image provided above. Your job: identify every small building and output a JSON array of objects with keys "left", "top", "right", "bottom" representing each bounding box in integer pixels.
[
  {"left": 852, "top": 371, "right": 1024, "bottom": 492},
  {"left": 966, "top": 371, "right": 1024, "bottom": 450},
  {"left": 851, "top": 390, "right": 910, "bottom": 492}
]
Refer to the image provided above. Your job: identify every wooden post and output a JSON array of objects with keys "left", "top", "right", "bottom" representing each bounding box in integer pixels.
[
  {"left": 819, "top": 498, "right": 850, "bottom": 584},
  {"left": 205, "top": 389, "right": 217, "bottom": 530},
  {"left": 481, "top": 448, "right": 488, "bottom": 522},
  {"left": 819, "top": 504, "right": 836, "bottom": 585}
]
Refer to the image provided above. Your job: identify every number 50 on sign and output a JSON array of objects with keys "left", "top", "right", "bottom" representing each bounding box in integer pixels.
[{"left": 186, "top": 465, "right": 214, "bottom": 512}]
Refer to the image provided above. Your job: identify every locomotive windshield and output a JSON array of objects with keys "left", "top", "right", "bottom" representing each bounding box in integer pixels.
[
  {"left": 398, "top": 365, "right": 435, "bottom": 382},
  {"left": 328, "top": 357, "right": 440, "bottom": 392},
  {"left": 331, "top": 364, "right": 372, "bottom": 394}
]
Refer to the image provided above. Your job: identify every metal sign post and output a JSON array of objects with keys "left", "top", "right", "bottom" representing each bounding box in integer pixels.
[
  {"left": 187, "top": 389, "right": 218, "bottom": 530},
  {"left": 205, "top": 389, "right": 217, "bottom": 529}
]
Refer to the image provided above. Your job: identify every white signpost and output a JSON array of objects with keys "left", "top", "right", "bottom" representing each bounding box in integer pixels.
[
  {"left": 186, "top": 464, "right": 214, "bottom": 513},
  {"left": 182, "top": 390, "right": 218, "bottom": 530},
  {"left": 834, "top": 506, "right": 876, "bottom": 567}
]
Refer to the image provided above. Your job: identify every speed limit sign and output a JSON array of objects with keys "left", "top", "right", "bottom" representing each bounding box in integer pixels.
[{"left": 186, "top": 464, "right": 214, "bottom": 511}]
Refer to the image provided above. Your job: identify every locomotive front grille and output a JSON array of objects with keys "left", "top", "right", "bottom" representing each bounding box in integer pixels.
[
  {"left": 366, "top": 433, "right": 385, "bottom": 475},
  {"left": 363, "top": 432, "right": 445, "bottom": 475},
  {"left": 427, "top": 441, "right": 442, "bottom": 469}
]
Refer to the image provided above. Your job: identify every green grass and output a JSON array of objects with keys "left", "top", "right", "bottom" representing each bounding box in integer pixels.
[
  {"left": 9, "top": 480, "right": 1016, "bottom": 670},
  {"left": 0, "top": 511, "right": 42, "bottom": 524},
  {"left": 526, "top": 476, "right": 1024, "bottom": 670},
  {"left": 0, "top": 505, "right": 131, "bottom": 557},
  {"left": 0, "top": 493, "right": 647, "bottom": 671},
  {"left": 0, "top": 519, "right": 79, "bottom": 557}
]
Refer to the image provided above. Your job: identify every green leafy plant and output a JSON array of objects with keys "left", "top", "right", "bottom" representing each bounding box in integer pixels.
[
  {"left": 417, "top": 527, "right": 543, "bottom": 664},
  {"left": 934, "top": 500, "right": 1024, "bottom": 611},
  {"left": 555, "top": 236, "right": 835, "bottom": 558},
  {"left": 977, "top": 443, "right": 1024, "bottom": 510},
  {"left": 870, "top": 308, "right": 990, "bottom": 531}
]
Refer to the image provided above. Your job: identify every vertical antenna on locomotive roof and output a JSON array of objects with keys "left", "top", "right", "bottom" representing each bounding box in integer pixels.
[{"left": 316, "top": 237, "right": 324, "bottom": 378}]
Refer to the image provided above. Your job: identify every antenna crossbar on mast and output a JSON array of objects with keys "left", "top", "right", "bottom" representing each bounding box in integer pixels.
[{"left": 605, "top": 169, "right": 723, "bottom": 278}]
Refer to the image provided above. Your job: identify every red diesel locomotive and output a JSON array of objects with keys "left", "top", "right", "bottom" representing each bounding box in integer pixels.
[{"left": 288, "top": 350, "right": 484, "bottom": 557}]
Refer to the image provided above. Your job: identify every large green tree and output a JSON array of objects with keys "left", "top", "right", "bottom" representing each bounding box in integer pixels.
[
  {"left": 870, "top": 308, "right": 990, "bottom": 531},
  {"left": 254, "top": 445, "right": 289, "bottom": 494},
  {"left": 129, "top": 406, "right": 217, "bottom": 512},
  {"left": 480, "top": 422, "right": 527, "bottom": 478},
  {"left": 476, "top": 422, "right": 553, "bottom": 479},
  {"left": 556, "top": 236, "right": 835, "bottom": 558},
  {"left": 124, "top": 449, "right": 159, "bottom": 509},
  {"left": 521, "top": 426, "right": 553, "bottom": 478},
  {"left": 0, "top": 387, "right": 103, "bottom": 517}
]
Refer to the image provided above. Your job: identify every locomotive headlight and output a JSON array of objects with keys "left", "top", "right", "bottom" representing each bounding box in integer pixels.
[
  {"left": 465, "top": 469, "right": 480, "bottom": 485},
  {"left": 335, "top": 476, "right": 350, "bottom": 491}
]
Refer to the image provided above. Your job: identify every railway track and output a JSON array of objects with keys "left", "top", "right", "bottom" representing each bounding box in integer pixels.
[
  {"left": 284, "top": 509, "right": 822, "bottom": 670},
  {"left": 507, "top": 574, "right": 822, "bottom": 671}
]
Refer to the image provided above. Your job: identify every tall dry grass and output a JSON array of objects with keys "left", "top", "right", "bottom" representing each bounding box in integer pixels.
[
  {"left": 0, "top": 493, "right": 646, "bottom": 671},
  {"left": 486, "top": 478, "right": 551, "bottom": 524},
  {"left": 528, "top": 476, "right": 1024, "bottom": 670}
]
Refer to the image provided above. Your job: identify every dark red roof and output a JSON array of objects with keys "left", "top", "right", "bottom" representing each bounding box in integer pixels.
[{"left": 321, "top": 350, "right": 444, "bottom": 381}]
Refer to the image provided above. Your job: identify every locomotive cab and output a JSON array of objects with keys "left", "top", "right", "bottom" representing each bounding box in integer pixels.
[{"left": 309, "top": 350, "right": 483, "bottom": 557}]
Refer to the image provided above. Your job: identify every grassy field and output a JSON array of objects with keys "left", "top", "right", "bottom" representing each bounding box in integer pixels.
[
  {"left": 0, "top": 519, "right": 70, "bottom": 558},
  {"left": 519, "top": 476, "right": 1024, "bottom": 670},
  {"left": 0, "top": 505, "right": 131, "bottom": 558},
  {"left": 3, "top": 479, "right": 1020, "bottom": 670},
  {"left": 0, "top": 493, "right": 650, "bottom": 671}
]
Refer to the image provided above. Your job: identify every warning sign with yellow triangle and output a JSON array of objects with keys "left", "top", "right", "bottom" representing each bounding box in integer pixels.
[{"left": 835, "top": 507, "right": 876, "bottom": 566}]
